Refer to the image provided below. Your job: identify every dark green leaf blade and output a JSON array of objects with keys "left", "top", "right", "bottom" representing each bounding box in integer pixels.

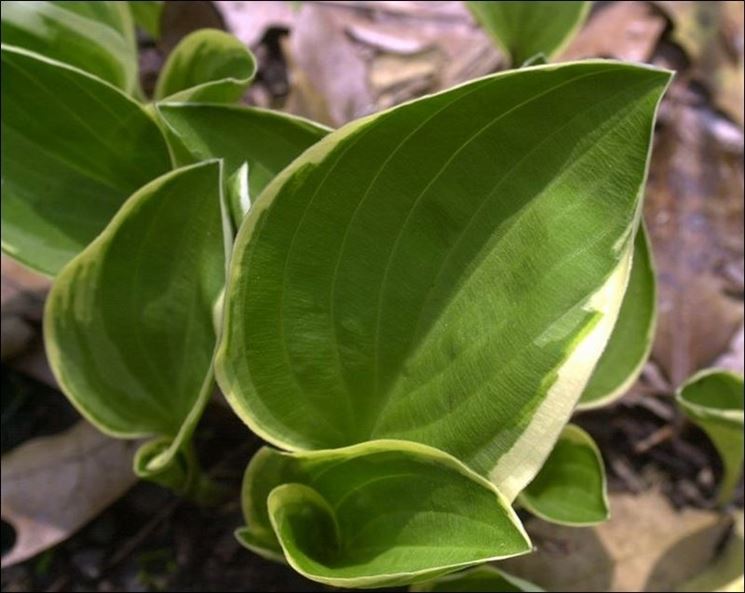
[
  {"left": 154, "top": 29, "right": 256, "bottom": 103},
  {"left": 518, "top": 424, "right": 609, "bottom": 526},
  {"left": 238, "top": 441, "right": 531, "bottom": 588},
  {"left": 217, "top": 61, "right": 671, "bottom": 499},
  {"left": 156, "top": 103, "right": 329, "bottom": 200},
  {"left": 1, "top": 1, "right": 138, "bottom": 93},
  {"left": 467, "top": 1, "right": 589, "bottom": 67},
  {"left": 1, "top": 45, "right": 171, "bottom": 275},
  {"left": 44, "top": 161, "right": 224, "bottom": 485}
]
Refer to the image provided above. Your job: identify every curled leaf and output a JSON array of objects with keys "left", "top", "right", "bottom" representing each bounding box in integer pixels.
[
  {"left": 44, "top": 162, "right": 225, "bottom": 492},
  {"left": 154, "top": 29, "right": 256, "bottom": 103},
  {"left": 676, "top": 369, "right": 744, "bottom": 504},
  {"left": 519, "top": 424, "right": 609, "bottom": 526},
  {"left": 238, "top": 440, "right": 531, "bottom": 588}
]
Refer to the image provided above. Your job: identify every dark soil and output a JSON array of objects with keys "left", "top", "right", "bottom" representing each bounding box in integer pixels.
[{"left": 1, "top": 365, "right": 741, "bottom": 593}]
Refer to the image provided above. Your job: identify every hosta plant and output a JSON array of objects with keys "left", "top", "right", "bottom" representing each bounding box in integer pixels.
[
  {"left": 677, "top": 369, "right": 744, "bottom": 505},
  {"left": 1, "top": 0, "right": 674, "bottom": 588}
]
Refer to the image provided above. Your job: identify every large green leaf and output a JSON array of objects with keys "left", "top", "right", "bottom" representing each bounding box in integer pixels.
[
  {"left": 44, "top": 161, "right": 225, "bottom": 491},
  {"left": 1, "top": 45, "right": 171, "bottom": 276},
  {"left": 1, "top": 1, "right": 139, "bottom": 94},
  {"left": 467, "top": 1, "right": 589, "bottom": 67},
  {"left": 676, "top": 369, "right": 744, "bottom": 504},
  {"left": 154, "top": 29, "right": 256, "bottom": 103},
  {"left": 518, "top": 424, "right": 608, "bottom": 526},
  {"left": 216, "top": 61, "right": 671, "bottom": 499},
  {"left": 156, "top": 103, "right": 329, "bottom": 201},
  {"left": 127, "top": 0, "right": 163, "bottom": 38},
  {"left": 237, "top": 440, "right": 531, "bottom": 588},
  {"left": 578, "top": 226, "right": 657, "bottom": 409},
  {"left": 411, "top": 565, "right": 543, "bottom": 592}
]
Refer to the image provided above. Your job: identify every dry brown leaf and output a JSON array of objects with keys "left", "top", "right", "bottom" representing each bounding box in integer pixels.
[
  {"left": 281, "top": 1, "right": 501, "bottom": 126},
  {"left": 715, "top": 324, "right": 745, "bottom": 374},
  {"left": 1, "top": 422, "right": 139, "bottom": 567},
  {"left": 284, "top": 3, "right": 373, "bottom": 126},
  {"left": 561, "top": 1, "right": 667, "bottom": 62},
  {"left": 656, "top": 1, "right": 745, "bottom": 126},
  {"left": 646, "top": 82, "right": 744, "bottom": 385},
  {"left": 677, "top": 511, "right": 744, "bottom": 592},
  {"left": 216, "top": 0, "right": 297, "bottom": 48},
  {"left": 1, "top": 256, "right": 51, "bottom": 362},
  {"left": 500, "top": 490, "right": 732, "bottom": 592}
]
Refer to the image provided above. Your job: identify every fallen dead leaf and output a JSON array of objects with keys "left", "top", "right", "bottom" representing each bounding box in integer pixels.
[
  {"left": 715, "top": 324, "right": 745, "bottom": 374},
  {"left": 677, "top": 511, "right": 744, "bottom": 592},
  {"left": 500, "top": 490, "right": 733, "bottom": 592},
  {"left": 1, "top": 256, "right": 51, "bottom": 362},
  {"left": 645, "top": 80, "right": 744, "bottom": 385},
  {"left": 561, "top": 1, "right": 668, "bottom": 63},
  {"left": 656, "top": 1, "right": 745, "bottom": 126},
  {"left": 216, "top": 0, "right": 298, "bottom": 48},
  {"left": 284, "top": 3, "right": 373, "bottom": 126},
  {"left": 1, "top": 422, "right": 139, "bottom": 568},
  {"left": 280, "top": 1, "right": 501, "bottom": 126}
]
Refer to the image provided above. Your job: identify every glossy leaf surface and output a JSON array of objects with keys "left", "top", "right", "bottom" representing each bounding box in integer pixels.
[
  {"left": 467, "top": 1, "right": 589, "bottom": 66},
  {"left": 156, "top": 103, "right": 329, "bottom": 199},
  {"left": 578, "top": 226, "right": 657, "bottom": 409},
  {"left": 677, "top": 369, "right": 744, "bottom": 504},
  {"left": 237, "top": 441, "right": 531, "bottom": 588},
  {"left": 411, "top": 565, "right": 543, "bottom": 592},
  {"left": 1, "top": 45, "right": 171, "bottom": 276},
  {"left": 1, "top": 1, "right": 138, "bottom": 93},
  {"left": 44, "top": 162, "right": 224, "bottom": 485},
  {"left": 154, "top": 29, "right": 256, "bottom": 103},
  {"left": 217, "top": 61, "right": 671, "bottom": 498},
  {"left": 519, "top": 424, "right": 609, "bottom": 525}
]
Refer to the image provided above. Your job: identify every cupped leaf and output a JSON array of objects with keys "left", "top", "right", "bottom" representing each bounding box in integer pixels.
[
  {"left": 676, "top": 369, "right": 744, "bottom": 504},
  {"left": 154, "top": 29, "right": 256, "bottom": 103},
  {"left": 156, "top": 103, "right": 329, "bottom": 200},
  {"left": 44, "top": 161, "right": 225, "bottom": 492},
  {"left": 518, "top": 424, "right": 608, "bottom": 526},
  {"left": 237, "top": 440, "right": 531, "bottom": 588},
  {"left": 578, "top": 225, "right": 657, "bottom": 409},
  {"left": 217, "top": 61, "right": 672, "bottom": 499},
  {"left": 1, "top": 1, "right": 138, "bottom": 93},
  {"left": 410, "top": 565, "right": 543, "bottom": 592},
  {"left": 128, "top": 0, "right": 163, "bottom": 38},
  {"left": 1, "top": 45, "right": 171, "bottom": 276},
  {"left": 467, "top": 1, "right": 590, "bottom": 67}
]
